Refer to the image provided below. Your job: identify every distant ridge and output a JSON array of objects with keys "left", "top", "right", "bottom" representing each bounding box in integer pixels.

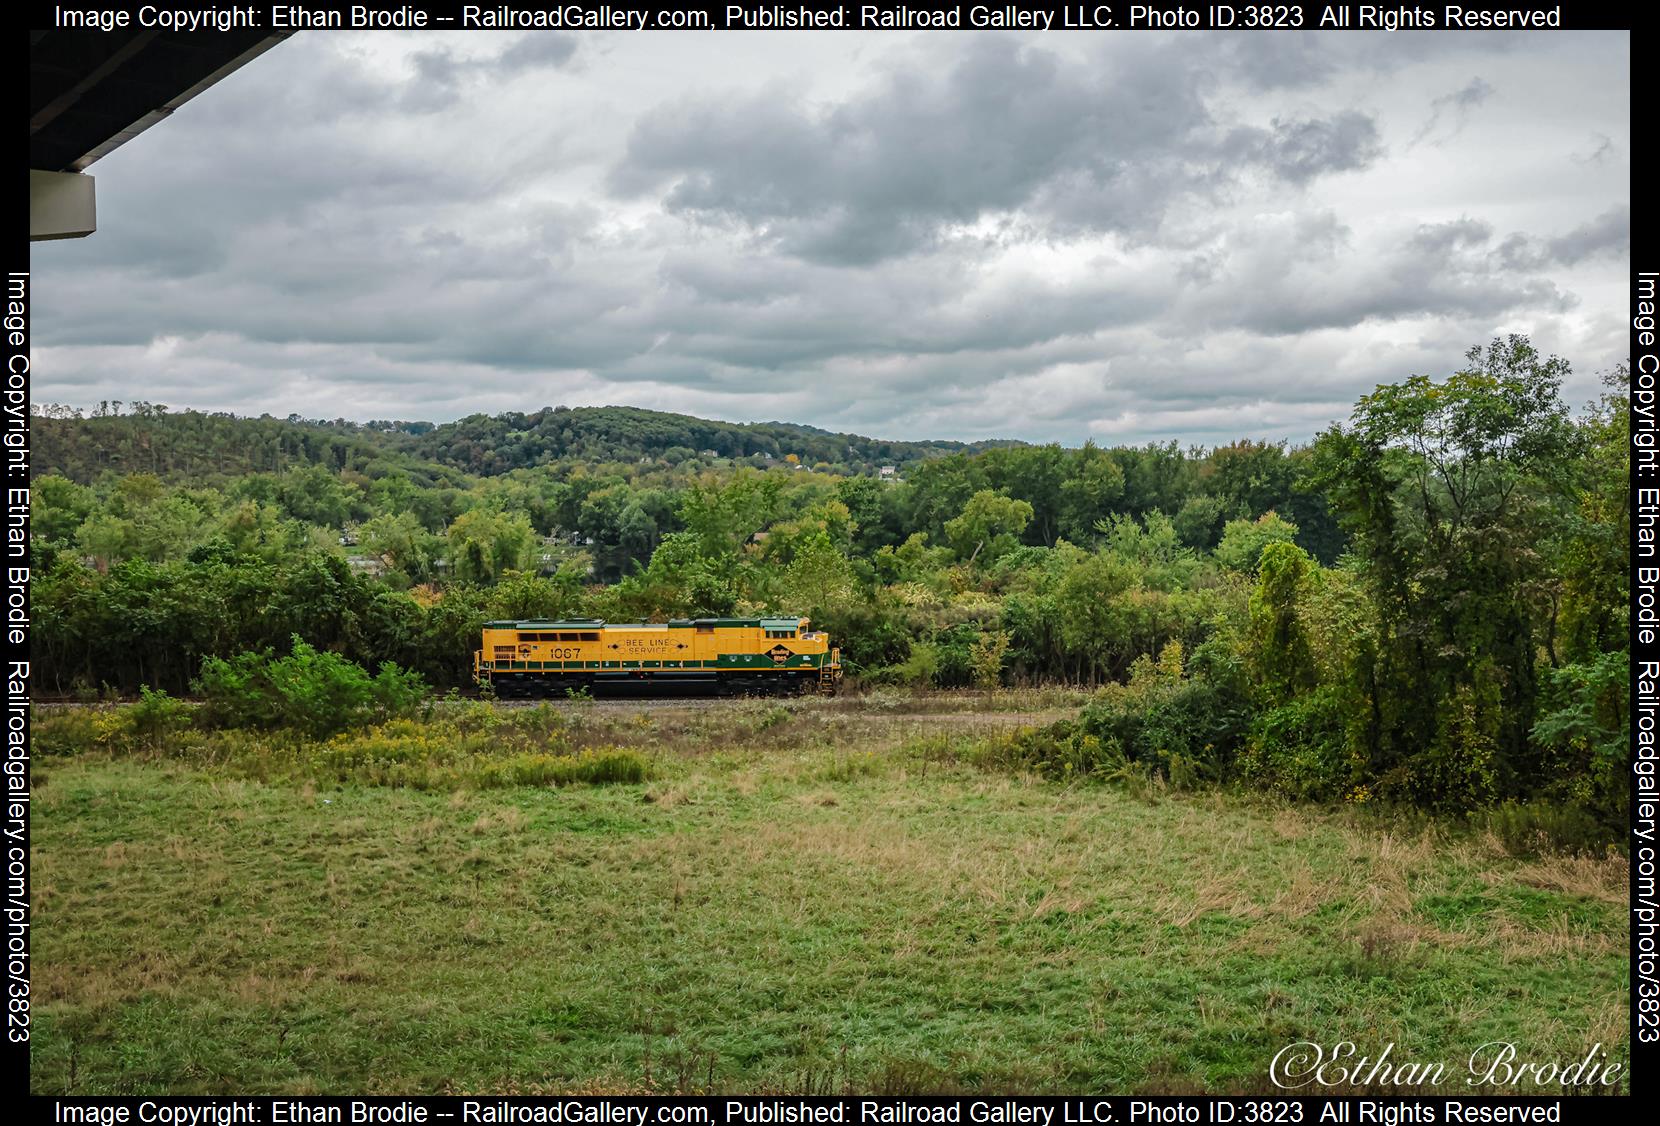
[{"left": 32, "top": 402, "right": 1028, "bottom": 484}]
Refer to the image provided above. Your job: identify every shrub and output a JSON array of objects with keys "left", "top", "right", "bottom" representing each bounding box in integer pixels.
[
  {"left": 875, "top": 641, "right": 939, "bottom": 688},
  {"left": 1531, "top": 652, "right": 1628, "bottom": 830},
  {"left": 965, "top": 720, "right": 1126, "bottom": 780},
  {"left": 370, "top": 660, "right": 428, "bottom": 719},
  {"left": 1245, "top": 541, "right": 1318, "bottom": 702},
  {"left": 123, "top": 686, "right": 193, "bottom": 750},
  {"left": 970, "top": 629, "right": 1011, "bottom": 690},
  {"left": 928, "top": 624, "right": 981, "bottom": 688},
  {"left": 1239, "top": 686, "right": 1356, "bottom": 801},
  {"left": 265, "top": 644, "right": 378, "bottom": 739},
  {"left": 900, "top": 732, "right": 958, "bottom": 763},
  {"left": 1415, "top": 665, "right": 1502, "bottom": 811},
  {"left": 195, "top": 637, "right": 427, "bottom": 737},
  {"left": 1483, "top": 801, "right": 1616, "bottom": 857},
  {"left": 194, "top": 649, "right": 283, "bottom": 729},
  {"left": 751, "top": 702, "right": 792, "bottom": 731},
  {"left": 33, "top": 694, "right": 195, "bottom": 758},
  {"left": 1077, "top": 655, "right": 1248, "bottom": 779},
  {"left": 30, "top": 709, "right": 109, "bottom": 758}
]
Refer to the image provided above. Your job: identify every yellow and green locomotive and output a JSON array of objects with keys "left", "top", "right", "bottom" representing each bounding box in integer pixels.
[{"left": 474, "top": 617, "right": 843, "bottom": 696}]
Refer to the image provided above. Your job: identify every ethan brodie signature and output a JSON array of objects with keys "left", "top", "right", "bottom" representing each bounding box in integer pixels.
[{"left": 1269, "top": 1041, "right": 1623, "bottom": 1089}]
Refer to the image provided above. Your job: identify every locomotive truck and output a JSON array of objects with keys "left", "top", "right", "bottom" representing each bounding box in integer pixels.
[{"left": 475, "top": 616, "right": 843, "bottom": 696}]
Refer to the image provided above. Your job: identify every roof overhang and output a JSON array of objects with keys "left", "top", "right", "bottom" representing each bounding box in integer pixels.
[
  {"left": 32, "top": 28, "right": 292, "bottom": 173},
  {"left": 30, "top": 29, "right": 291, "bottom": 240}
]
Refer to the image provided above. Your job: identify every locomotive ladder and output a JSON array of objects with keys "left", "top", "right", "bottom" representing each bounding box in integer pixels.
[{"left": 818, "top": 649, "right": 840, "bottom": 695}]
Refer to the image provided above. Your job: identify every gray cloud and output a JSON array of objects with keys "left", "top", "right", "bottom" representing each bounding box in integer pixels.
[
  {"left": 1411, "top": 76, "right": 1494, "bottom": 145},
  {"left": 1548, "top": 205, "right": 1630, "bottom": 265},
  {"left": 498, "top": 33, "right": 579, "bottom": 72},
  {"left": 1174, "top": 214, "right": 1575, "bottom": 339},
  {"left": 1230, "top": 111, "right": 1385, "bottom": 184},
  {"left": 612, "top": 38, "right": 1383, "bottom": 265},
  {"left": 1573, "top": 133, "right": 1616, "bottom": 165},
  {"left": 1493, "top": 206, "right": 1628, "bottom": 271}
]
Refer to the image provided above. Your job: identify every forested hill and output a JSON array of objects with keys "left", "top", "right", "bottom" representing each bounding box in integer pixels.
[
  {"left": 31, "top": 405, "right": 460, "bottom": 486},
  {"left": 400, "top": 405, "right": 1020, "bottom": 475},
  {"left": 32, "top": 402, "right": 1021, "bottom": 483}
]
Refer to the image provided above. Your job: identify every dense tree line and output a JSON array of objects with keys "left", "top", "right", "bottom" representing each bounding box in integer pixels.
[
  {"left": 32, "top": 401, "right": 461, "bottom": 486},
  {"left": 34, "top": 402, "right": 1013, "bottom": 485},
  {"left": 30, "top": 337, "right": 1629, "bottom": 833}
]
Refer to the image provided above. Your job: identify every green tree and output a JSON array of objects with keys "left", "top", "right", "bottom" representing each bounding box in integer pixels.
[
  {"left": 1058, "top": 445, "right": 1126, "bottom": 544},
  {"left": 945, "top": 490, "right": 1034, "bottom": 565},
  {"left": 970, "top": 629, "right": 1012, "bottom": 690},
  {"left": 983, "top": 444, "right": 1068, "bottom": 546},
  {"left": 1246, "top": 541, "right": 1318, "bottom": 704},
  {"left": 276, "top": 464, "right": 365, "bottom": 527},
  {"left": 445, "top": 509, "right": 538, "bottom": 584},
  {"left": 1172, "top": 494, "right": 1231, "bottom": 551},
  {"left": 608, "top": 532, "right": 739, "bottom": 620},
  {"left": 777, "top": 531, "right": 859, "bottom": 616},
  {"left": 357, "top": 511, "right": 441, "bottom": 581},
  {"left": 1215, "top": 512, "right": 1300, "bottom": 573},
  {"left": 32, "top": 475, "right": 96, "bottom": 545},
  {"left": 1309, "top": 335, "right": 1576, "bottom": 806}
]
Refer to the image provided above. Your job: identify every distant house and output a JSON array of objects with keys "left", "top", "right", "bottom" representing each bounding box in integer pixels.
[
  {"left": 879, "top": 465, "right": 897, "bottom": 479},
  {"left": 346, "top": 556, "right": 386, "bottom": 577}
]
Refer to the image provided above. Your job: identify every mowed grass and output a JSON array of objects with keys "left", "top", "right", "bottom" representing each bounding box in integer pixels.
[{"left": 31, "top": 700, "right": 1630, "bottom": 1094}]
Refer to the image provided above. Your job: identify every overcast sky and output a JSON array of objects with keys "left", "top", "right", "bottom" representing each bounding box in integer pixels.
[{"left": 33, "top": 29, "right": 1629, "bottom": 446}]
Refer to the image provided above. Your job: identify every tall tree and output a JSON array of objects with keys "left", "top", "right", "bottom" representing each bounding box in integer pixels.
[{"left": 1310, "top": 335, "right": 1575, "bottom": 805}]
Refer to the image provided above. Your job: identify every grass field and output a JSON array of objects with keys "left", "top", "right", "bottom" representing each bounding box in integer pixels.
[{"left": 30, "top": 697, "right": 1630, "bottom": 1094}]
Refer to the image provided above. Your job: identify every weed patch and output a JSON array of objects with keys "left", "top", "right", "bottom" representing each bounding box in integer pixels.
[{"left": 32, "top": 707, "right": 649, "bottom": 792}]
